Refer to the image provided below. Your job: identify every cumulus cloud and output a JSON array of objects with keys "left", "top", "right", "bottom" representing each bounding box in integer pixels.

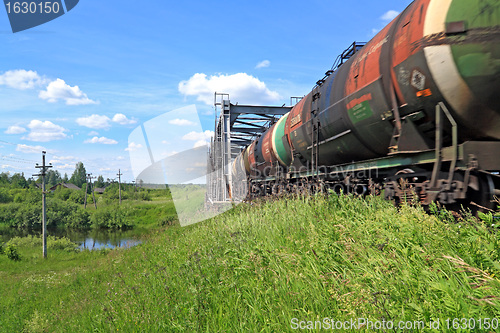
[
  {"left": 193, "top": 140, "right": 208, "bottom": 148},
  {"left": 16, "top": 143, "right": 47, "bottom": 153},
  {"left": 88, "top": 131, "right": 99, "bottom": 136},
  {"left": 23, "top": 120, "right": 68, "bottom": 142},
  {"left": 178, "top": 73, "right": 281, "bottom": 105},
  {"left": 84, "top": 136, "right": 118, "bottom": 145},
  {"left": 169, "top": 119, "right": 197, "bottom": 126},
  {"left": 125, "top": 142, "right": 143, "bottom": 152},
  {"left": 182, "top": 130, "right": 214, "bottom": 148},
  {"left": 52, "top": 155, "right": 76, "bottom": 161},
  {"left": 56, "top": 164, "right": 75, "bottom": 170},
  {"left": 76, "top": 114, "right": 111, "bottom": 129},
  {"left": 381, "top": 10, "right": 400, "bottom": 21},
  {"left": 255, "top": 60, "right": 271, "bottom": 69},
  {"left": 5, "top": 125, "right": 27, "bottom": 134},
  {"left": 112, "top": 113, "right": 137, "bottom": 125},
  {"left": 0, "top": 70, "right": 46, "bottom": 90},
  {"left": 182, "top": 130, "right": 214, "bottom": 142},
  {"left": 39, "top": 78, "right": 97, "bottom": 105}
]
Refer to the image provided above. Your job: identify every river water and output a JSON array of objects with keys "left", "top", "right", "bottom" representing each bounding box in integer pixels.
[{"left": 0, "top": 228, "right": 145, "bottom": 251}]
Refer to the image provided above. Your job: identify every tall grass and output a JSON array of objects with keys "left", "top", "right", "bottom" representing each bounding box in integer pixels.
[{"left": 1, "top": 194, "right": 499, "bottom": 332}]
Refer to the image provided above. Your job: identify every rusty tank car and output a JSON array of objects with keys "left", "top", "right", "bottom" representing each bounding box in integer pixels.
[{"left": 232, "top": 0, "right": 500, "bottom": 210}]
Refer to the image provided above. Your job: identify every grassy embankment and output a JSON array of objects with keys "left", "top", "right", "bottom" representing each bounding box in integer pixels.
[{"left": 1, "top": 194, "right": 500, "bottom": 332}]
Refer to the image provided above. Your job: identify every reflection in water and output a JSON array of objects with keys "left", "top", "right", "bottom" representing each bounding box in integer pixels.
[
  {"left": 79, "top": 237, "right": 141, "bottom": 250},
  {"left": 0, "top": 227, "right": 146, "bottom": 251}
]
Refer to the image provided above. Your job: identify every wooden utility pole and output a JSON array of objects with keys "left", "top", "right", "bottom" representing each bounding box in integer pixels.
[
  {"left": 34, "top": 151, "right": 52, "bottom": 259},
  {"left": 90, "top": 175, "right": 97, "bottom": 209},
  {"left": 117, "top": 169, "right": 123, "bottom": 204},
  {"left": 84, "top": 173, "right": 90, "bottom": 209}
]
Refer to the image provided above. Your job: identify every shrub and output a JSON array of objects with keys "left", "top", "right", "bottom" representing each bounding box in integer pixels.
[
  {"left": 48, "top": 236, "right": 79, "bottom": 252},
  {"left": 53, "top": 188, "right": 72, "bottom": 201},
  {"left": 6, "top": 235, "right": 78, "bottom": 252},
  {"left": 69, "top": 190, "right": 86, "bottom": 204},
  {"left": 0, "top": 188, "right": 13, "bottom": 203},
  {"left": 5, "top": 244, "right": 20, "bottom": 261},
  {"left": 90, "top": 206, "right": 132, "bottom": 229}
]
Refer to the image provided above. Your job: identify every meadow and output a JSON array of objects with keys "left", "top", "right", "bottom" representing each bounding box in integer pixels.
[{"left": 1, "top": 194, "right": 500, "bottom": 332}]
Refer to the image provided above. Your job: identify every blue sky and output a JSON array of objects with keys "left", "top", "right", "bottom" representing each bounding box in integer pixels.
[{"left": 0, "top": 0, "right": 411, "bottom": 182}]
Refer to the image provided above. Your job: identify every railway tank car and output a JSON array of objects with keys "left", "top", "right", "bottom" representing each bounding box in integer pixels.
[{"left": 232, "top": 0, "right": 500, "bottom": 210}]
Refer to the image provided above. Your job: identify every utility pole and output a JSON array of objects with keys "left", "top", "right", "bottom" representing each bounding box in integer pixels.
[
  {"left": 84, "top": 173, "right": 90, "bottom": 209},
  {"left": 90, "top": 175, "right": 97, "bottom": 209},
  {"left": 117, "top": 169, "right": 123, "bottom": 204},
  {"left": 34, "top": 151, "right": 52, "bottom": 259}
]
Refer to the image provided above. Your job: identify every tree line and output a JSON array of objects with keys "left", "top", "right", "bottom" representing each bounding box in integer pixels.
[{"left": 1, "top": 162, "right": 110, "bottom": 189}]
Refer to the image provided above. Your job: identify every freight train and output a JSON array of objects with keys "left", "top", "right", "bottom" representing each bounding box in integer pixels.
[{"left": 230, "top": 0, "right": 500, "bottom": 210}]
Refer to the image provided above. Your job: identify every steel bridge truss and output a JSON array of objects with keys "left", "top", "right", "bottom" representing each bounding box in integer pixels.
[{"left": 206, "top": 93, "right": 292, "bottom": 204}]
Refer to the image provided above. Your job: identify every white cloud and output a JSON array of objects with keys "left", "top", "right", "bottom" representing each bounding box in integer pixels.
[
  {"left": 56, "top": 164, "right": 74, "bottom": 170},
  {"left": 5, "top": 125, "right": 27, "bottom": 134},
  {"left": 112, "top": 113, "right": 137, "bottom": 125},
  {"left": 16, "top": 143, "right": 47, "bottom": 154},
  {"left": 88, "top": 131, "right": 99, "bottom": 136},
  {"left": 381, "top": 10, "right": 399, "bottom": 21},
  {"left": 39, "top": 78, "right": 97, "bottom": 105},
  {"left": 168, "top": 118, "right": 197, "bottom": 126},
  {"left": 23, "top": 120, "right": 68, "bottom": 142},
  {"left": 52, "top": 155, "right": 76, "bottom": 161},
  {"left": 182, "top": 130, "right": 214, "bottom": 142},
  {"left": 125, "top": 142, "right": 143, "bottom": 152},
  {"left": 76, "top": 114, "right": 111, "bottom": 129},
  {"left": 255, "top": 60, "right": 271, "bottom": 69},
  {"left": 194, "top": 140, "right": 208, "bottom": 148},
  {"left": 84, "top": 136, "right": 118, "bottom": 145},
  {"left": 2, "top": 165, "right": 13, "bottom": 169},
  {"left": 178, "top": 73, "right": 281, "bottom": 105},
  {"left": 0, "top": 70, "right": 45, "bottom": 90},
  {"left": 182, "top": 130, "right": 214, "bottom": 148}
]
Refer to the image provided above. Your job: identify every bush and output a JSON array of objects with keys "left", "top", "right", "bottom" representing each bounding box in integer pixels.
[
  {"left": 53, "top": 188, "right": 72, "bottom": 201},
  {"left": 48, "top": 236, "right": 79, "bottom": 252},
  {"left": 0, "top": 199, "right": 90, "bottom": 229},
  {"left": 0, "top": 242, "right": 3, "bottom": 254},
  {"left": 0, "top": 203, "right": 21, "bottom": 227},
  {"left": 0, "top": 188, "right": 13, "bottom": 203},
  {"left": 6, "top": 235, "right": 79, "bottom": 252},
  {"left": 69, "top": 190, "right": 86, "bottom": 204},
  {"left": 5, "top": 244, "right": 20, "bottom": 261},
  {"left": 90, "top": 205, "right": 132, "bottom": 229},
  {"left": 47, "top": 200, "right": 90, "bottom": 229}
]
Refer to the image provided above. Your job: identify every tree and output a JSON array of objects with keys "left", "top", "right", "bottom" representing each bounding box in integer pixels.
[
  {"left": 0, "top": 172, "right": 9, "bottom": 186},
  {"left": 95, "top": 175, "right": 105, "bottom": 188},
  {"left": 69, "top": 162, "right": 87, "bottom": 188},
  {"left": 46, "top": 170, "right": 61, "bottom": 187},
  {"left": 63, "top": 173, "right": 69, "bottom": 183},
  {"left": 10, "top": 173, "right": 27, "bottom": 188}
]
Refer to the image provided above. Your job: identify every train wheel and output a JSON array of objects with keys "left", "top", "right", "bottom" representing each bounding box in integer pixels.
[{"left": 466, "top": 172, "right": 498, "bottom": 213}]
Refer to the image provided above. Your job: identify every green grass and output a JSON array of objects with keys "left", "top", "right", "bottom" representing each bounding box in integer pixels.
[{"left": 1, "top": 194, "right": 500, "bottom": 332}]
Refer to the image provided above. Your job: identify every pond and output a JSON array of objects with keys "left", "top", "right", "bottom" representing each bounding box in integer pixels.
[{"left": 0, "top": 227, "right": 146, "bottom": 251}]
